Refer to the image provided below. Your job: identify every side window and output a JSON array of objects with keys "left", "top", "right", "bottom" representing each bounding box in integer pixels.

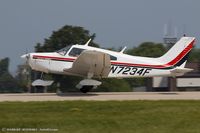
[
  {"left": 69, "top": 48, "right": 85, "bottom": 57},
  {"left": 110, "top": 55, "right": 117, "bottom": 60}
]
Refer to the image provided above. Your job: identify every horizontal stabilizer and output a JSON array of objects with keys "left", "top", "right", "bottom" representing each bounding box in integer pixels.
[{"left": 170, "top": 67, "right": 193, "bottom": 76}]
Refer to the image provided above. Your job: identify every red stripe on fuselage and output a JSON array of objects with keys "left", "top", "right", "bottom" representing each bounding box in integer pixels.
[
  {"left": 32, "top": 39, "right": 195, "bottom": 69},
  {"left": 33, "top": 55, "right": 76, "bottom": 61}
]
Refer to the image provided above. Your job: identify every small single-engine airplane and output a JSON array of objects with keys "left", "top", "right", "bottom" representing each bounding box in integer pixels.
[{"left": 21, "top": 37, "right": 195, "bottom": 93}]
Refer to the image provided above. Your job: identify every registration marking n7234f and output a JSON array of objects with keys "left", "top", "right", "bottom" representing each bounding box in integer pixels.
[{"left": 110, "top": 66, "right": 152, "bottom": 76}]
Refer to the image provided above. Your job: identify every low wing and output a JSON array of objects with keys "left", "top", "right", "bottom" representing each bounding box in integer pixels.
[{"left": 64, "top": 50, "right": 111, "bottom": 78}]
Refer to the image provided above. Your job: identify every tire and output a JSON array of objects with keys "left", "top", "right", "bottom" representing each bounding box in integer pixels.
[{"left": 80, "top": 86, "right": 93, "bottom": 93}]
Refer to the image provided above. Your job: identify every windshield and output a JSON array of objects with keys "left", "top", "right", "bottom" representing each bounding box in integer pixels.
[
  {"left": 69, "top": 48, "right": 85, "bottom": 57},
  {"left": 56, "top": 45, "right": 72, "bottom": 56}
]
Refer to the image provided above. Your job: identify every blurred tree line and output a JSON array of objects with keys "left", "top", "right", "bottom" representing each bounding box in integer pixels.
[
  {"left": 0, "top": 58, "right": 21, "bottom": 92},
  {"left": 1, "top": 25, "right": 200, "bottom": 93}
]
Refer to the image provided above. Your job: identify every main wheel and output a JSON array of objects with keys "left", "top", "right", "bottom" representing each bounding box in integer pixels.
[{"left": 80, "top": 86, "right": 93, "bottom": 93}]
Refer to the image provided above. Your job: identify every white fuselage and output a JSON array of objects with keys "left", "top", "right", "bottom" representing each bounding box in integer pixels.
[{"left": 27, "top": 44, "right": 173, "bottom": 78}]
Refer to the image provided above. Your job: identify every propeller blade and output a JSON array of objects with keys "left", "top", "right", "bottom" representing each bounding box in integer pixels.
[{"left": 21, "top": 54, "right": 30, "bottom": 59}]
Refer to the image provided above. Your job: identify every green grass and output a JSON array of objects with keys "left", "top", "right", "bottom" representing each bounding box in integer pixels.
[{"left": 0, "top": 101, "right": 200, "bottom": 133}]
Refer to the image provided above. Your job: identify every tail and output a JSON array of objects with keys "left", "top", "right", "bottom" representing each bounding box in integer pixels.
[{"left": 158, "top": 37, "right": 195, "bottom": 68}]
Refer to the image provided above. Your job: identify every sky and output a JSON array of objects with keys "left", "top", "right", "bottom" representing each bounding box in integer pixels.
[{"left": 0, "top": 0, "right": 200, "bottom": 73}]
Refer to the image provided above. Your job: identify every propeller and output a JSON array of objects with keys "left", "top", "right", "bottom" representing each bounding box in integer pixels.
[
  {"left": 21, "top": 49, "right": 31, "bottom": 66},
  {"left": 21, "top": 53, "right": 30, "bottom": 59},
  {"left": 21, "top": 50, "right": 32, "bottom": 92}
]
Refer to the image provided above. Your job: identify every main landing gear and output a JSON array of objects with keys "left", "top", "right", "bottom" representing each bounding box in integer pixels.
[{"left": 76, "top": 79, "right": 102, "bottom": 93}]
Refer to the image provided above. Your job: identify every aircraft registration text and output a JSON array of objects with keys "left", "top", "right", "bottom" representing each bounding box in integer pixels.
[{"left": 110, "top": 66, "right": 152, "bottom": 76}]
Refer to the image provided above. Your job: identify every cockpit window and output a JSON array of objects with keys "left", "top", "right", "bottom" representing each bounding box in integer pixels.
[
  {"left": 110, "top": 55, "right": 117, "bottom": 60},
  {"left": 69, "top": 48, "right": 85, "bottom": 57},
  {"left": 57, "top": 45, "right": 72, "bottom": 56}
]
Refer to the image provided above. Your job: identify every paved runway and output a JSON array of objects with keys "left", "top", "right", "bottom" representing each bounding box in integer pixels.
[{"left": 0, "top": 92, "right": 200, "bottom": 101}]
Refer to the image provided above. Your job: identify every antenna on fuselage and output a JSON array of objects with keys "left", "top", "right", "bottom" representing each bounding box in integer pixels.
[
  {"left": 119, "top": 46, "right": 127, "bottom": 53},
  {"left": 85, "top": 38, "right": 92, "bottom": 46}
]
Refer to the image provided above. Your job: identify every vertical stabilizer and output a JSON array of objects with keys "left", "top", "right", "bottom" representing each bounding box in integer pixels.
[{"left": 158, "top": 37, "right": 195, "bottom": 67}]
